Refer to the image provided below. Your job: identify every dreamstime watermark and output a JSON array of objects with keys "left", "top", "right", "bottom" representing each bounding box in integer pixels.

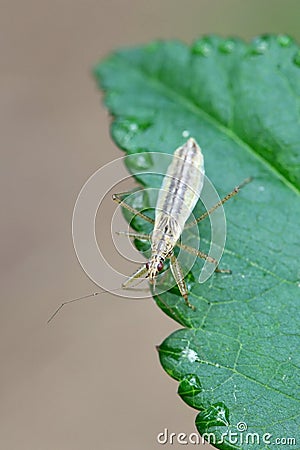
[
  {"left": 156, "top": 423, "right": 297, "bottom": 446},
  {"left": 72, "top": 152, "right": 227, "bottom": 297}
]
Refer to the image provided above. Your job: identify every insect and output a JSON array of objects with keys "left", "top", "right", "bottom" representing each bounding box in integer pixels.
[
  {"left": 48, "top": 138, "right": 250, "bottom": 322},
  {"left": 112, "top": 138, "right": 250, "bottom": 310}
]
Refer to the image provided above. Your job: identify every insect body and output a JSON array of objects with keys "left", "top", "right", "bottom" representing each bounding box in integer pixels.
[
  {"left": 149, "top": 138, "right": 204, "bottom": 281},
  {"left": 113, "top": 138, "right": 251, "bottom": 310},
  {"left": 48, "top": 138, "right": 250, "bottom": 322},
  {"left": 114, "top": 138, "right": 227, "bottom": 310}
]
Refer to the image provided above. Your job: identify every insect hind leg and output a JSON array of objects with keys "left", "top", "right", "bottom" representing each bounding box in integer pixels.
[
  {"left": 215, "top": 265, "right": 231, "bottom": 274},
  {"left": 175, "top": 242, "right": 231, "bottom": 274},
  {"left": 185, "top": 177, "right": 252, "bottom": 228}
]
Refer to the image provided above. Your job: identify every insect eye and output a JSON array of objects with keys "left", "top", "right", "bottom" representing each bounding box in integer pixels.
[{"left": 157, "top": 262, "right": 164, "bottom": 272}]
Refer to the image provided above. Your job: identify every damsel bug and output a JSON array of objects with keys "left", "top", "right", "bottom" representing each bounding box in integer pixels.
[
  {"left": 113, "top": 138, "right": 250, "bottom": 309},
  {"left": 48, "top": 138, "right": 250, "bottom": 322}
]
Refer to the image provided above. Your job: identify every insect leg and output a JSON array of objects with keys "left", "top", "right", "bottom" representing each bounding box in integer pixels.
[
  {"left": 116, "top": 231, "right": 151, "bottom": 240},
  {"left": 185, "top": 177, "right": 252, "bottom": 228},
  {"left": 215, "top": 266, "right": 231, "bottom": 274},
  {"left": 169, "top": 252, "right": 195, "bottom": 310},
  {"left": 175, "top": 241, "right": 218, "bottom": 265},
  {"left": 112, "top": 191, "right": 155, "bottom": 225},
  {"left": 122, "top": 264, "right": 149, "bottom": 288},
  {"left": 176, "top": 242, "right": 231, "bottom": 274}
]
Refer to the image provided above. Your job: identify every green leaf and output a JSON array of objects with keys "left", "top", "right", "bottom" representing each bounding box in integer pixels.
[{"left": 94, "top": 35, "right": 300, "bottom": 449}]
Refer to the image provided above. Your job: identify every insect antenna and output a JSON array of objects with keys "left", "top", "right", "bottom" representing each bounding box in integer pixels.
[
  {"left": 47, "top": 288, "right": 124, "bottom": 324},
  {"left": 47, "top": 277, "right": 153, "bottom": 324}
]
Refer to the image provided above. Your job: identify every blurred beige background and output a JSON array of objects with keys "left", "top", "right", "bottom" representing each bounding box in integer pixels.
[{"left": 1, "top": 1, "right": 299, "bottom": 449}]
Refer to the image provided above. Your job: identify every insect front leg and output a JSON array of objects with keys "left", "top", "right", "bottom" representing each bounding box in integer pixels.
[
  {"left": 122, "top": 264, "right": 149, "bottom": 288},
  {"left": 169, "top": 252, "right": 195, "bottom": 311}
]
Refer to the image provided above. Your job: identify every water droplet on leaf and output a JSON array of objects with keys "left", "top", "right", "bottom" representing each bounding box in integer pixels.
[
  {"left": 196, "top": 402, "right": 230, "bottom": 430},
  {"left": 118, "top": 120, "right": 139, "bottom": 136},
  {"left": 249, "top": 37, "right": 269, "bottom": 55},
  {"left": 192, "top": 39, "right": 211, "bottom": 56},
  {"left": 219, "top": 39, "right": 235, "bottom": 54},
  {"left": 129, "top": 123, "right": 138, "bottom": 132},
  {"left": 178, "top": 374, "right": 202, "bottom": 397},
  {"left": 126, "top": 152, "right": 153, "bottom": 170},
  {"left": 277, "top": 34, "right": 293, "bottom": 47},
  {"left": 293, "top": 51, "right": 300, "bottom": 67}
]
